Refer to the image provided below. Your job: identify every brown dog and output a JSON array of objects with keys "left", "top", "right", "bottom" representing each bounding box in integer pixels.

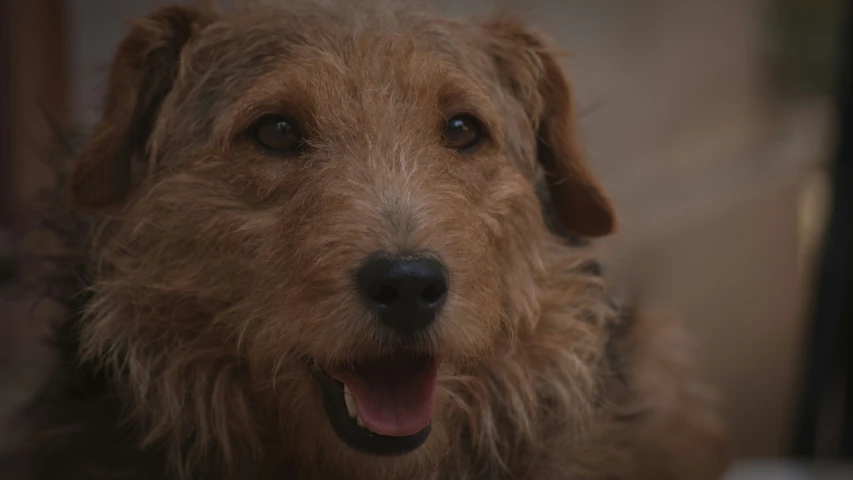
[{"left": 19, "top": 1, "right": 728, "bottom": 479}]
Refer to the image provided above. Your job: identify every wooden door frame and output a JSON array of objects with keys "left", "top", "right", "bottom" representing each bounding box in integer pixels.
[{"left": 0, "top": 0, "right": 69, "bottom": 282}]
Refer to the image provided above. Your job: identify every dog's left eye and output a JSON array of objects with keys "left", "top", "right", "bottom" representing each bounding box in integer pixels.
[
  {"left": 443, "top": 115, "right": 485, "bottom": 152},
  {"left": 251, "top": 115, "right": 304, "bottom": 155}
]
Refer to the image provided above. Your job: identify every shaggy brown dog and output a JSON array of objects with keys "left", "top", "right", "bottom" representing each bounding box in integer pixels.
[{"left": 18, "top": 1, "right": 728, "bottom": 479}]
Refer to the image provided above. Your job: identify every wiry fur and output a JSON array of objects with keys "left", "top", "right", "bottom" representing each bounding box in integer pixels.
[{"left": 16, "top": 1, "right": 728, "bottom": 479}]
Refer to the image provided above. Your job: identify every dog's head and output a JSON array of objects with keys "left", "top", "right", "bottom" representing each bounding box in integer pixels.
[{"left": 72, "top": 1, "right": 614, "bottom": 476}]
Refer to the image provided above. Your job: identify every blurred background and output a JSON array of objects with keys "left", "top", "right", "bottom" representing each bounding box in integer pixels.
[{"left": 1, "top": 0, "right": 851, "bottom": 478}]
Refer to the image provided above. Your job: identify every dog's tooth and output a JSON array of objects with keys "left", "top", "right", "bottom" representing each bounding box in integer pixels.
[
  {"left": 343, "top": 384, "right": 358, "bottom": 418},
  {"left": 356, "top": 415, "right": 365, "bottom": 428}
]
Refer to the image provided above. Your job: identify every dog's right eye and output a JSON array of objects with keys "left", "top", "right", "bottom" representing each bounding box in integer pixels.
[
  {"left": 251, "top": 115, "right": 304, "bottom": 156},
  {"left": 443, "top": 114, "right": 485, "bottom": 153}
]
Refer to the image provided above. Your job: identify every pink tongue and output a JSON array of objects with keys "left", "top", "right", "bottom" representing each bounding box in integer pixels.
[{"left": 335, "top": 356, "right": 437, "bottom": 437}]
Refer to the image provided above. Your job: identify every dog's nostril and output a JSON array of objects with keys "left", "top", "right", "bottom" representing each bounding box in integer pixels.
[
  {"left": 357, "top": 254, "right": 449, "bottom": 335},
  {"left": 419, "top": 282, "right": 446, "bottom": 306},
  {"left": 371, "top": 285, "right": 399, "bottom": 306}
]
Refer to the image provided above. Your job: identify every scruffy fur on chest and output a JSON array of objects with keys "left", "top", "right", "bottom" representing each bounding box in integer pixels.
[{"left": 15, "top": 1, "right": 728, "bottom": 479}]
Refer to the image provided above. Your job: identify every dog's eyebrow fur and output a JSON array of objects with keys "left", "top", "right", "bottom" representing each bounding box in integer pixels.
[
  {"left": 215, "top": 77, "right": 322, "bottom": 147},
  {"left": 436, "top": 80, "right": 503, "bottom": 141}
]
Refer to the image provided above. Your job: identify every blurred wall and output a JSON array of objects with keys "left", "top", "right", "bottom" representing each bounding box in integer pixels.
[{"left": 63, "top": 0, "right": 834, "bottom": 459}]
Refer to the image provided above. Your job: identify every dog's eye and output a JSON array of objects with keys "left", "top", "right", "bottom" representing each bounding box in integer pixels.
[
  {"left": 252, "top": 115, "right": 304, "bottom": 155},
  {"left": 443, "top": 115, "right": 484, "bottom": 152}
]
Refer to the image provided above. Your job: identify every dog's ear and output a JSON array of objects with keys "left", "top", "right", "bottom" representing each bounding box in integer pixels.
[
  {"left": 482, "top": 16, "right": 616, "bottom": 238},
  {"left": 70, "top": 6, "right": 212, "bottom": 210}
]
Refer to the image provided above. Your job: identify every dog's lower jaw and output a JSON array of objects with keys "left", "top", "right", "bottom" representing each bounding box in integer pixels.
[
  {"left": 284, "top": 425, "right": 448, "bottom": 480},
  {"left": 313, "top": 367, "right": 434, "bottom": 456}
]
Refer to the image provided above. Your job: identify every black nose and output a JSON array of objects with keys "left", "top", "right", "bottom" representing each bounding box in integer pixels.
[{"left": 357, "top": 255, "right": 448, "bottom": 335}]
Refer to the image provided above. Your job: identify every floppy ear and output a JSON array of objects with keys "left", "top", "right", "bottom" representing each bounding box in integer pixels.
[
  {"left": 482, "top": 16, "right": 616, "bottom": 238},
  {"left": 70, "top": 6, "right": 212, "bottom": 210}
]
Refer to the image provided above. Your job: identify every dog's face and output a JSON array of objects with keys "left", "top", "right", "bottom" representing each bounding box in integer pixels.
[{"left": 71, "top": 1, "right": 614, "bottom": 475}]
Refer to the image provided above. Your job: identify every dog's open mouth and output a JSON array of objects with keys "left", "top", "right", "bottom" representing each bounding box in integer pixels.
[{"left": 311, "top": 352, "right": 437, "bottom": 456}]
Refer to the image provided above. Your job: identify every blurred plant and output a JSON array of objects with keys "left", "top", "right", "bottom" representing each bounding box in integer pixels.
[{"left": 765, "top": 0, "right": 846, "bottom": 99}]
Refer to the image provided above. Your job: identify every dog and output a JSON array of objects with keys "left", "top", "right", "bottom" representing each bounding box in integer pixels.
[{"left": 15, "top": 1, "right": 728, "bottom": 479}]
